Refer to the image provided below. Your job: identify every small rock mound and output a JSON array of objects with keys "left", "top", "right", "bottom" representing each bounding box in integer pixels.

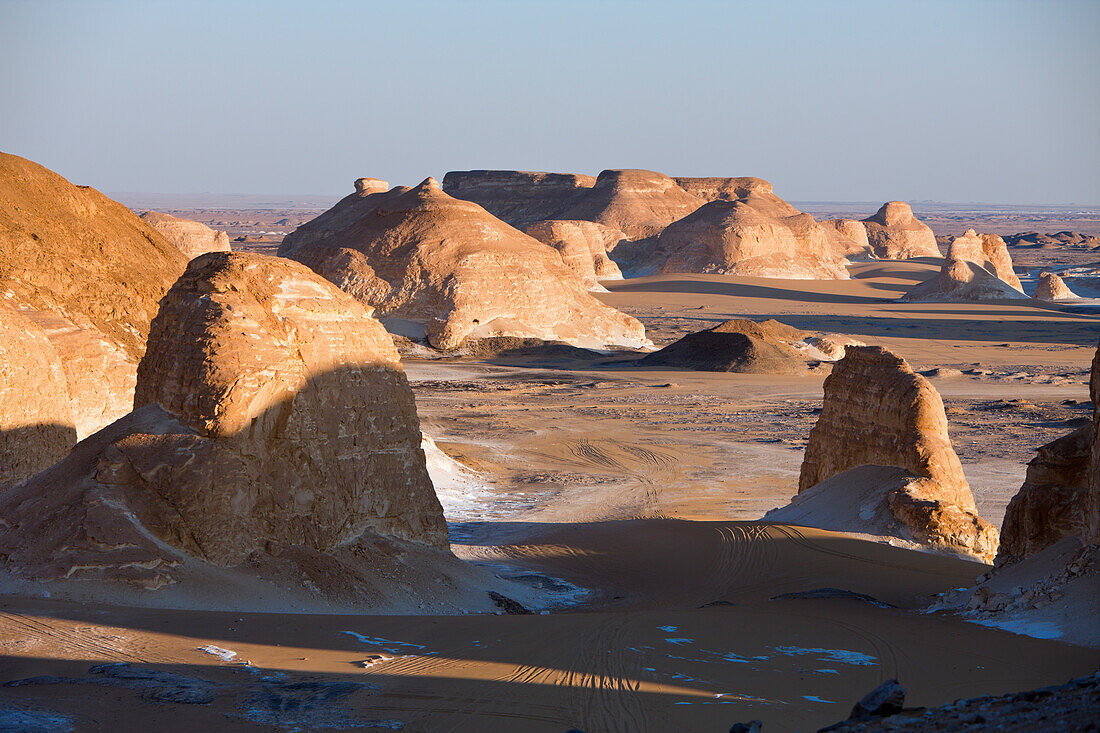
[
  {"left": 945, "top": 229, "right": 1022, "bottom": 290},
  {"left": 140, "top": 211, "right": 232, "bottom": 259},
  {"left": 901, "top": 258, "right": 1031, "bottom": 302},
  {"left": 639, "top": 318, "right": 811, "bottom": 374},
  {"left": 1035, "top": 271, "right": 1078, "bottom": 301},
  {"left": 861, "top": 201, "right": 940, "bottom": 259},
  {"left": 279, "top": 177, "right": 647, "bottom": 352},
  {"left": 779, "top": 346, "right": 997, "bottom": 561},
  {"left": 0, "top": 253, "right": 475, "bottom": 610},
  {"left": 524, "top": 219, "right": 624, "bottom": 288}
]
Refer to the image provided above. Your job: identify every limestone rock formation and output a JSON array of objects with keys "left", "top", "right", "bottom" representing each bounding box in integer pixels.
[
  {"left": 0, "top": 151, "right": 188, "bottom": 435},
  {"left": 524, "top": 219, "right": 623, "bottom": 288},
  {"left": 279, "top": 177, "right": 648, "bottom": 351},
  {"left": 791, "top": 346, "right": 997, "bottom": 560},
  {"left": 638, "top": 318, "right": 810, "bottom": 373},
  {"left": 0, "top": 252, "right": 469, "bottom": 608},
  {"left": 1035, "top": 271, "right": 1078, "bottom": 301},
  {"left": 354, "top": 177, "right": 389, "bottom": 195},
  {"left": 861, "top": 202, "right": 940, "bottom": 259},
  {"left": 945, "top": 229, "right": 1022, "bottom": 290},
  {"left": 821, "top": 218, "right": 874, "bottom": 258},
  {"left": 901, "top": 258, "right": 1031, "bottom": 302},
  {"left": 0, "top": 304, "right": 77, "bottom": 489},
  {"left": 556, "top": 169, "right": 704, "bottom": 241},
  {"left": 998, "top": 424, "right": 1092, "bottom": 564},
  {"left": 441, "top": 170, "right": 596, "bottom": 227},
  {"left": 139, "top": 211, "right": 232, "bottom": 259},
  {"left": 672, "top": 176, "right": 775, "bottom": 203}
]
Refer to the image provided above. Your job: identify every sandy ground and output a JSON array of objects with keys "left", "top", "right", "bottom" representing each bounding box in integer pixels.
[{"left": 2, "top": 261, "right": 1098, "bottom": 731}]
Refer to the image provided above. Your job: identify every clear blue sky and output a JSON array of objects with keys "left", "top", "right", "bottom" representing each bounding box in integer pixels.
[{"left": 2, "top": 0, "right": 1097, "bottom": 204}]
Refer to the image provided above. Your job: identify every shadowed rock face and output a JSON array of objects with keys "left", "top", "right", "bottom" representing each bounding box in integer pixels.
[
  {"left": 1035, "top": 271, "right": 1078, "bottom": 301},
  {"left": 998, "top": 424, "right": 1092, "bottom": 564},
  {"left": 0, "top": 304, "right": 77, "bottom": 489},
  {"left": 797, "top": 346, "right": 997, "bottom": 561},
  {"left": 861, "top": 201, "right": 940, "bottom": 259},
  {"left": 672, "top": 176, "right": 774, "bottom": 202},
  {"left": 901, "top": 258, "right": 1031, "bottom": 302},
  {"left": 945, "top": 229, "right": 1022, "bottom": 290},
  {"left": 0, "top": 252, "right": 449, "bottom": 595},
  {"left": 0, "top": 151, "right": 188, "bottom": 435},
  {"left": 441, "top": 170, "right": 596, "bottom": 226},
  {"left": 279, "top": 177, "right": 647, "bottom": 351},
  {"left": 139, "top": 211, "right": 231, "bottom": 259},
  {"left": 639, "top": 318, "right": 810, "bottom": 373},
  {"left": 524, "top": 219, "right": 624, "bottom": 288}
]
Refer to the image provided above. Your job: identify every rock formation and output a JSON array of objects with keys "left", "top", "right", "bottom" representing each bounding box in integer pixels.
[
  {"left": 1035, "top": 271, "right": 1078, "bottom": 300},
  {"left": 944, "top": 229, "right": 1022, "bottom": 290},
  {"left": 785, "top": 346, "right": 997, "bottom": 561},
  {"left": 0, "top": 151, "right": 188, "bottom": 435},
  {"left": 1004, "top": 231, "right": 1100, "bottom": 249},
  {"left": 998, "top": 423, "right": 1092, "bottom": 564},
  {"left": 638, "top": 318, "right": 810, "bottom": 373},
  {"left": 901, "top": 258, "right": 1031, "bottom": 302},
  {"left": 555, "top": 169, "right": 704, "bottom": 241},
  {"left": 0, "top": 303, "right": 77, "bottom": 489},
  {"left": 441, "top": 170, "right": 596, "bottom": 227},
  {"left": 524, "top": 219, "right": 624, "bottom": 288},
  {"left": 0, "top": 252, "right": 476, "bottom": 609},
  {"left": 821, "top": 218, "right": 874, "bottom": 258},
  {"left": 672, "top": 176, "right": 773, "bottom": 203},
  {"left": 139, "top": 211, "right": 232, "bottom": 259},
  {"left": 279, "top": 177, "right": 648, "bottom": 351},
  {"left": 354, "top": 177, "right": 389, "bottom": 195},
  {"left": 861, "top": 202, "right": 940, "bottom": 259}
]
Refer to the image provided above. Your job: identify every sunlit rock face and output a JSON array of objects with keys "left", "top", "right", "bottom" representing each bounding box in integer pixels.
[
  {"left": 821, "top": 218, "right": 873, "bottom": 258},
  {"left": 945, "top": 229, "right": 1022, "bottom": 291},
  {"left": 140, "top": 211, "right": 232, "bottom": 259},
  {"left": 861, "top": 201, "right": 940, "bottom": 259},
  {"left": 0, "top": 303, "right": 77, "bottom": 489},
  {"left": 524, "top": 219, "right": 624, "bottom": 289},
  {"left": 0, "top": 252, "right": 448, "bottom": 595},
  {"left": 902, "top": 257, "right": 1031, "bottom": 302},
  {"left": 279, "top": 177, "right": 648, "bottom": 351},
  {"left": 0, "top": 151, "right": 188, "bottom": 436},
  {"left": 796, "top": 346, "right": 998, "bottom": 561},
  {"left": 1035, "top": 271, "right": 1078, "bottom": 301},
  {"left": 441, "top": 170, "right": 596, "bottom": 227}
]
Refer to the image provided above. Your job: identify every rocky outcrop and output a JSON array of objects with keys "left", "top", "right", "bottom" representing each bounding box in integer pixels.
[
  {"left": 0, "top": 252, "right": 462, "bottom": 607},
  {"left": 139, "top": 211, "right": 232, "bottom": 259},
  {"left": 1004, "top": 231, "right": 1100, "bottom": 249},
  {"left": 1035, "top": 271, "right": 1078, "bottom": 300},
  {"left": 997, "top": 424, "right": 1092, "bottom": 564},
  {"left": 0, "top": 304, "right": 77, "bottom": 489},
  {"left": 279, "top": 177, "right": 647, "bottom": 351},
  {"left": 861, "top": 202, "right": 940, "bottom": 259},
  {"left": 558, "top": 169, "right": 705, "bottom": 241},
  {"left": 354, "top": 177, "right": 389, "bottom": 195},
  {"left": 791, "top": 346, "right": 997, "bottom": 561},
  {"left": 821, "top": 218, "right": 873, "bottom": 258},
  {"left": 524, "top": 219, "right": 624, "bottom": 288},
  {"left": 945, "top": 229, "right": 1022, "bottom": 290},
  {"left": 441, "top": 170, "right": 596, "bottom": 226},
  {"left": 0, "top": 152, "right": 188, "bottom": 435},
  {"left": 901, "top": 258, "right": 1031, "bottom": 302},
  {"left": 639, "top": 318, "right": 810, "bottom": 373},
  {"left": 672, "top": 176, "right": 774, "bottom": 203}
]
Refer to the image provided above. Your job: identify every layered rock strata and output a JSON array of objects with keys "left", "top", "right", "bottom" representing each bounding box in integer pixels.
[
  {"left": 861, "top": 201, "right": 940, "bottom": 259},
  {"left": 140, "top": 211, "right": 232, "bottom": 259},
  {"left": 524, "top": 219, "right": 624, "bottom": 288},
  {"left": 279, "top": 177, "right": 647, "bottom": 351},
  {"left": 441, "top": 170, "right": 596, "bottom": 227}
]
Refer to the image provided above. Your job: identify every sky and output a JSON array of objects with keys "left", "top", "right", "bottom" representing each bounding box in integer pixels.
[{"left": 2, "top": 0, "right": 1098, "bottom": 204}]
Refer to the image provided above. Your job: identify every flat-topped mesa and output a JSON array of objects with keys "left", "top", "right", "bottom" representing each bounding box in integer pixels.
[
  {"left": 0, "top": 151, "right": 188, "bottom": 436},
  {"left": 789, "top": 346, "right": 997, "bottom": 561},
  {"left": 1035, "top": 271, "right": 1078, "bottom": 301},
  {"left": 279, "top": 177, "right": 647, "bottom": 352},
  {"left": 556, "top": 169, "right": 704, "bottom": 241},
  {"left": 998, "top": 423, "right": 1093, "bottom": 564},
  {"left": 945, "top": 229, "right": 1022, "bottom": 290},
  {"left": 901, "top": 257, "right": 1031, "bottom": 302},
  {"left": 354, "top": 177, "right": 389, "bottom": 195},
  {"left": 442, "top": 170, "right": 596, "bottom": 227},
  {"left": 862, "top": 201, "right": 940, "bottom": 259},
  {"left": 672, "top": 176, "right": 774, "bottom": 202},
  {"left": 0, "top": 304, "right": 77, "bottom": 489},
  {"left": 524, "top": 219, "right": 624, "bottom": 289},
  {"left": 0, "top": 252, "right": 452, "bottom": 601},
  {"left": 140, "top": 211, "right": 232, "bottom": 259}
]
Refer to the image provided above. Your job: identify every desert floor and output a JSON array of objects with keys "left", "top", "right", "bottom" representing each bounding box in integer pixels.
[{"left": 2, "top": 261, "right": 1099, "bottom": 732}]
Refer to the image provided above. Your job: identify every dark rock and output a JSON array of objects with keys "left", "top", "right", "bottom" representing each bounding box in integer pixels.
[
  {"left": 488, "top": 591, "right": 532, "bottom": 615},
  {"left": 849, "top": 679, "right": 906, "bottom": 720}
]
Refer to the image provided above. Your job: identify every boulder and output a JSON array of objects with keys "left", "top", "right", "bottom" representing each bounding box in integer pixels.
[
  {"left": 901, "top": 258, "right": 1031, "bottom": 302},
  {"left": 0, "top": 303, "right": 77, "bottom": 489},
  {"left": 998, "top": 424, "right": 1092, "bottom": 564},
  {"left": 861, "top": 202, "right": 940, "bottom": 259},
  {"left": 791, "top": 346, "right": 997, "bottom": 561},
  {"left": 139, "top": 211, "right": 232, "bottom": 259},
  {"left": 524, "top": 219, "right": 624, "bottom": 288},
  {"left": 945, "top": 229, "right": 1022, "bottom": 290},
  {"left": 639, "top": 318, "right": 810, "bottom": 373},
  {"left": 279, "top": 177, "right": 648, "bottom": 351},
  {"left": 1035, "top": 271, "right": 1078, "bottom": 301},
  {"left": 0, "top": 152, "right": 188, "bottom": 435},
  {"left": 0, "top": 252, "right": 460, "bottom": 608}
]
